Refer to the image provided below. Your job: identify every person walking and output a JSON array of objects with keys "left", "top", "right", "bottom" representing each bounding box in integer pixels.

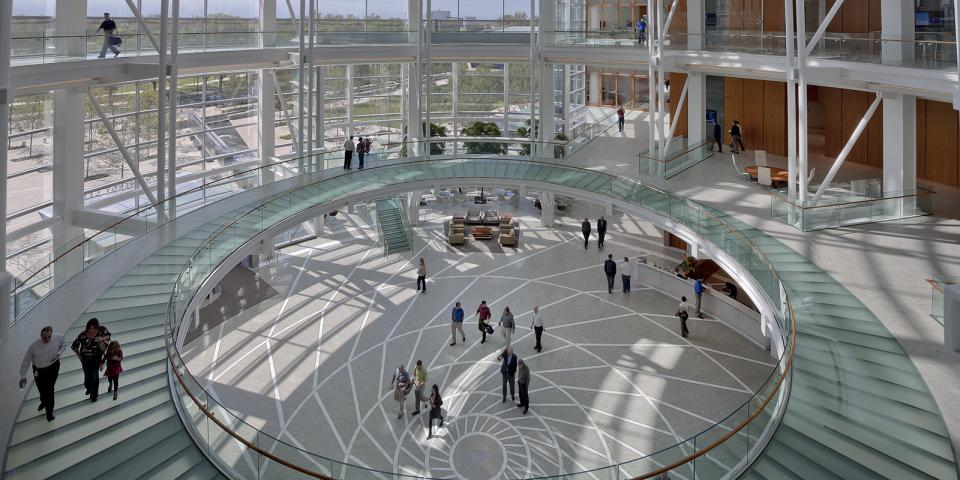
[
  {"left": 450, "top": 302, "right": 466, "bottom": 346},
  {"left": 617, "top": 105, "right": 626, "bottom": 132},
  {"left": 497, "top": 346, "right": 518, "bottom": 403},
  {"left": 19, "top": 326, "right": 66, "bottom": 421},
  {"left": 498, "top": 306, "right": 516, "bottom": 346},
  {"left": 71, "top": 318, "right": 111, "bottom": 402},
  {"left": 597, "top": 216, "right": 608, "bottom": 248},
  {"left": 416, "top": 257, "right": 427, "bottom": 293},
  {"left": 676, "top": 296, "right": 693, "bottom": 338},
  {"left": 477, "top": 300, "right": 492, "bottom": 343},
  {"left": 712, "top": 121, "right": 723, "bottom": 153},
  {"left": 693, "top": 278, "right": 705, "bottom": 318},
  {"left": 581, "top": 218, "right": 592, "bottom": 249},
  {"left": 516, "top": 359, "right": 530, "bottom": 414},
  {"left": 95, "top": 13, "right": 121, "bottom": 58},
  {"left": 100, "top": 341, "right": 123, "bottom": 401},
  {"left": 389, "top": 364, "right": 411, "bottom": 419},
  {"left": 604, "top": 254, "right": 617, "bottom": 294},
  {"left": 530, "top": 305, "right": 544, "bottom": 352},
  {"left": 427, "top": 384, "right": 444, "bottom": 438},
  {"left": 730, "top": 120, "right": 745, "bottom": 154},
  {"left": 356, "top": 136, "right": 366, "bottom": 169},
  {"left": 343, "top": 136, "right": 355, "bottom": 169},
  {"left": 620, "top": 256, "right": 632, "bottom": 293},
  {"left": 637, "top": 18, "right": 647, "bottom": 46},
  {"left": 411, "top": 360, "right": 428, "bottom": 415}
]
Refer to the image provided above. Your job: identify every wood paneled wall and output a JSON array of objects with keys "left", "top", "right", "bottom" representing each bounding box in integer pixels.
[
  {"left": 722, "top": 78, "right": 787, "bottom": 156},
  {"left": 718, "top": 0, "right": 880, "bottom": 33},
  {"left": 917, "top": 99, "right": 960, "bottom": 186},
  {"left": 668, "top": 73, "right": 688, "bottom": 138},
  {"left": 825, "top": 0, "right": 881, "bottom": 33},
  {"left": 820, "top": 87, "right": 883, "bottom": 168}
]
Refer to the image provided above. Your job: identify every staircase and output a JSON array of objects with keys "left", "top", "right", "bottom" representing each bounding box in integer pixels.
[
  {"left": 2, "top": 220, "right": 230, "bottom": 480},
  {"left": 375, "top": 198, "right": 411, "bottom": 255}
]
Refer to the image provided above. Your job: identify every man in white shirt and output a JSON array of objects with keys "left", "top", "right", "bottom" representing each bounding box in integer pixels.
[
  {"left": 343, "top": 136, "right": 355, "bottom": 170},
  {"left": 19, "top": 326, "right": 66, "bottom": 421},
  {"left": 619, "top": 256, "right": 632, "bottom": 293},
  {"left": 530, "top": 305, "right": 544, "bottom": 352}
]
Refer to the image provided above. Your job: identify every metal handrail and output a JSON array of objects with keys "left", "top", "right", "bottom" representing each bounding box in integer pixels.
[{"left": 161, "top": 156, "right": 796, "bottom": 480}]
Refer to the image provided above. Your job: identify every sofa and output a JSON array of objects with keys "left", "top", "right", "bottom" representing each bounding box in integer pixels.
[
  {"left": 448, "top": 224, "right": 465, "bottom": 245},
  {"left": 465, "top": 209, "right": 483, "bottom": 225},
  {"left": 482, "top": 210, "right": 500, "bottom": 225},
  {"left": 499, "top": 222, "right": 518, "bottom": 247}
]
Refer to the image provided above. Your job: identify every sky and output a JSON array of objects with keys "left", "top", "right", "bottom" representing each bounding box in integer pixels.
[{"left": 14, "top": 0, "right": 536, "bottom": 19}]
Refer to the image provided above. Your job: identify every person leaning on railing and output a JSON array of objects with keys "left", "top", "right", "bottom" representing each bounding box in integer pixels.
[{"left": 94, "top": 13, "right": 121, "bottom": 58}]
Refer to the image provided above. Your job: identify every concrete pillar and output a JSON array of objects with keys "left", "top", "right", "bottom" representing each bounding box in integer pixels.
[
  {"left": 56, "top": 0, "right": 87, "bottom": 57},
  {"left": 52, "top": 88, "right": 86, "bottom": 286},
  {"left": 258, "top": 69, "right": 276, "bottom": 183},
  {"left": 945, "top": 284, "right": 960, "bottom": 352},
  {"left": 881, "top": 0, "right": 914, "bottom": 64},
  {"left": 882, "top": 92, "right": 917, "bottom": 216},
  {"left": 259, "top": 0, "right": 277, "bottom": 48},
  {"left": 406, "top": 191, "right": 422, "bottom": 225},
  {"left": 589, "top": 71, "right": 601, "bottom": 106},
  {"left": 687, "top": 0, "right": 704, "bottom": 50},
  {"left": 346, "top": 64, "right": 354, "bottom": 138},
  {"left": 686, "top": 72, "right": 706, "bottom": 142},
  {"left": 539, "top": 63, "right": 556, "bottom": 156},
  {"left": 539, "top": 192, "right": 555, "bottom": 227}
]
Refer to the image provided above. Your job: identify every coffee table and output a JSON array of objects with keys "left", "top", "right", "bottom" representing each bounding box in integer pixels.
[{"left": 471, "top": 226, "right": 494, "bottom": 240}]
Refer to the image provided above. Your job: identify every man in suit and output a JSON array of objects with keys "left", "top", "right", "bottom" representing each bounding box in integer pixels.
[
  {"left": 516, "top": 359, "right": 531, "bottom": 414},
  {"left": 597, "top": 216, "right": 608, "bottom": 248},
  {"left": 497, "top": 346, "right": 518, "bottom": 403},
  {"left": 604, "top": 254, "right": 617, "bottom": 294},
  {"left": 581, "top": 218, "right": 591, "bottom": 249}
]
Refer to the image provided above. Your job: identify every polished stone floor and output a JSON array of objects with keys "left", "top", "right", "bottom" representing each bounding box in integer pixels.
[{"left": 182, "top": 207, "right": 772, "bottom": 479}]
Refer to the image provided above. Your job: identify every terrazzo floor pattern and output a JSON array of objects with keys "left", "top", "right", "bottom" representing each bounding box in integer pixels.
[{"left": 181, "top": 210, "right": 773, "bottom": 479}]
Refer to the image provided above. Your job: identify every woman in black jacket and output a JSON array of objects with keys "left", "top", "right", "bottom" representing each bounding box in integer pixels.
[{"left": 427, "top": 384, "right": 444, "bottom": 438}]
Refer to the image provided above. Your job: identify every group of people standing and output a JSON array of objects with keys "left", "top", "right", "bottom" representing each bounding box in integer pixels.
[
  {"left": 342, "top": 136, "right": 373, "bottom": 170},
  {"left": 19, "top": 318, "right": 125, "bottom": 422},
  {"left": 389, "top": 361, "right": 445, "bottom": 438}
]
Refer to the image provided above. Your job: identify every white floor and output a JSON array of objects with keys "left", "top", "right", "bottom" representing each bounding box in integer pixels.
[{"left": 182, "top": 207, "right": 772, "bottom": 479}]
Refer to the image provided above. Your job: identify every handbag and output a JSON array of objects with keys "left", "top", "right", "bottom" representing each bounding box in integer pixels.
[
  {"left": 109, "top": 36, "right": 122, "bottom": 46},
  {"left": 679, "top": 310, "right": 689, "bottom": 321},
  {"left": 485, "top": 324, "right": 495, "bottom": 334}
]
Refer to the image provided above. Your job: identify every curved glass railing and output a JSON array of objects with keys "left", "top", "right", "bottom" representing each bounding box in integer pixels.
[
  {"left": 9, "top": 132, "right": 613, "bottom": 322},
  {"left": 162, "top": 157, "right": 795, "bottom": 479}
]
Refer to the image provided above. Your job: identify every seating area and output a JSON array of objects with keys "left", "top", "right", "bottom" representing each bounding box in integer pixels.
[{"left": 446, "top": 212, "right": 518, "bottom": 247}]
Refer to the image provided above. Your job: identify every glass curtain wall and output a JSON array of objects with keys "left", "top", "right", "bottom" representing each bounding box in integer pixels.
[
  {"left": 428, "top": 0, "right": 534, "bottom": 32},
  {"left": 5, "top": 93, "right": 54, "bottom": 279}
]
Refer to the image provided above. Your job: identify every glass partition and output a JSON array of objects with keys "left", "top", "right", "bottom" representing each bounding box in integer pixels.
[
  {"left": 770, "top": 181, "right": 935, "bottom": 231},
  {"left": 638, "top": 137, "right": 714, "bottom": 179}
]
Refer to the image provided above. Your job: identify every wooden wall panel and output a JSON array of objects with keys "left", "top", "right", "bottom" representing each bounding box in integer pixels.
[
  {"left": 724, "top": 77, "right": 744, "bottom": 145},
  {"left": 825, "top": 0, "right": 843, "bottom": 32},
  {"left": 821, "top": 87, "right": 843, "bottom": 157},
  {"left": 923, "top": 100, "right": 960, "bottom": 186},
  {"left": 868, "top": 2, "right": 881, "bottom": 32},
  {"left": 742, "top": 79, "right": 766, "bottom": 150},
  {"left": 840, "top": 90, "right": 872, "bottom": 164},
  {"left": 763, "top": 0, "right": 785, "bottom": 31},
  {"left": 917, "top": 100, "right": 927, "bottom": 179},
  {"left": 841, "top": 0, "right": 869, "bottom": 33},
  {"left": 762, "top": 81, "right": 786, "bottom": 155},
  {"left": 669, "top": 73, "right": 689, "bottom": 138}
]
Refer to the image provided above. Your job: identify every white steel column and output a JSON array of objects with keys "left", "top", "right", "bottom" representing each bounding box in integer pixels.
[
  {"left": 880, "top": 0, "right": 914, "bottom": 64},
  {"left": 55, "top": 0, "right": 87, "bottom": 57},
  {"left": 260, "top": 0, "right": 277, "bottom": 48},
  {"left": 406, "top": 0, "right": 422, "bottom": 156},
  {"left": 259, "top": 69, "right": 276, "bottom": 182},
  {"left": 306, "top": 0, "right": 315, "bottom": 170},
  {"left": 687, "top": 0, "right": 703, "bottom": 50},
  {"left": 686, "top": 72, "right": 706, "bottom": 143},
  {"left": 452, "top": 63, "right": 459, "bottom": 154},
  {"left": 646, "top": 0, "right": 657, "bottom": 154},
  {"left": 346, "top": 64, "right": 354, "bottom": 139},
  {"left": 315, "top": 65, "right": 324, "bottom": 169},
  {"left": 157, "top": 0, "right": 169, "bottom": 216},
  {"left": 0, "top": 0, "right": 10, "bottom": 329},
  {"left": 296, "top": 0, "right": 306, "bottom": 171},
  {"left": 795, "top": 0, "right": 809, "bottom": 203},
  {"left": 785, "top": 0, "right": 797, "bottom": 204},
  {"left": 52, "top": 88, "right": 85, "bottom": 286},
  {"left": 167, "top": 0, "right": 180, "bottom": 218},
  {"left": 504, "top": 64, "right": 510, "bottom": 140},
  {"left": 538, "top": 0, "right": 555, "bottom": 157},
  {"left": 882, "top": 92, "right": 917, "bottom": 216}
]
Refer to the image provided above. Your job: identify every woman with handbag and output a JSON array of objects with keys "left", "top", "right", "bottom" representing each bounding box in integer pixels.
[
  {"left": 71, "top": 318, "right": 111, "bottom": 402},
  {"left": 389, "top": 364, "right": 411, "bottom": 419},
  {"left": 675, "top": 296, "right": 693, "bottom": 338},
  {"left": 427, "top": 384, "right": 444, "bottom": 438}
]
